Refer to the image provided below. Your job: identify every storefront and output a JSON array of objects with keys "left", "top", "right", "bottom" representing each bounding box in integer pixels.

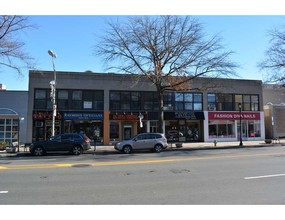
[
  {"left": 32, "top": 111, "right": 104, "bottom": 142},
  {"left": 164, "top": 111, "right": 205, "bottom": 142},
  {"left": 109, "top": 112, "right": 149, "bottom": 141},
  {"left": 207, "top": 111, "right": 262, "bottom": 141},
  {"left": 0, "top": 108, "right": 19, "bottom": 145}
]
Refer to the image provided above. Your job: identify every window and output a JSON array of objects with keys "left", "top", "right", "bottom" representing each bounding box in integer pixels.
[
  {"left": 110, "top": 91, "right": 158, "bottom": 111},
  {"left": 235, "top": 95, "right": 243, "bottom": 110},
  {"left": 234, "top": 94, "right": 259, "bottom": 111},
  {"left": 209, "top": 120, "right": 235, "bottom": 138},
  {"left": 175, "top": 92, "right": 202, "bottom": 111},
  {"left": 216, "top": 94, "right": 233, "bottom": 111},
  {"left": 34, "top": 89, "right": 47, "bottom": 109},
  {"left": 209, "top": 94, "right": 259, "bottom": 112},
  {"left": 72, "top": 91, "right": 82, "bottom": 110},
  {"left": 0, "top": 118, "right": 18, "bottom": 143},
  {"left": 207, "top": 94, "right": 216, "bottom": 111},
  {"left": 251, "top": 95, "right": 259, "bottom": 111},
  {"left": 150, "top": 121, "right": 158, "bottom": 133},
  {"left": 57, "top": 90, "right": 69, "bottom": 109},
  {"left": 93, "top": 91, "right": 104, "bottom": 110},
  {"left": 121, "top": 92, "right": 131, "bottom": 110},
  {"left": 163, "top": 93, "right": 173, "bottom": 110}
]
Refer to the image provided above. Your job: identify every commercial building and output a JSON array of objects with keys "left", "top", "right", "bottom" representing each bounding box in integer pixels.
[
  {"left": 263, "top": 84, "right": 285, "bottom": 139},
  {"left": 0, "top": 87, "right": 28, "bottom": 145},
  {"left": 27, "top": 70, "right": 265, "bottom": 144}
]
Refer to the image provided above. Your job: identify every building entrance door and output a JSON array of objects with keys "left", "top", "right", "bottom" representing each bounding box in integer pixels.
[{"left": 123, "top": 125, "right": 133, "bottom": 140}]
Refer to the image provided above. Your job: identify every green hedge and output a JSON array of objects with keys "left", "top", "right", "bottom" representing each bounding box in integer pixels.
[{"left": 0, "top": 142, "right": 8, "bottom": 150}]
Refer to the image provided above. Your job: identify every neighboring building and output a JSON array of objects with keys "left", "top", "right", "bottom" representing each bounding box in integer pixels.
[
  {"left": 263, "top": 84, "right": 285, "bottom": 139},
  {"left": 27, "top": 70, "right": 265, "bottom": 144},
  {"left": 0, "top": 89, "right": 28, "bottom": 145}
]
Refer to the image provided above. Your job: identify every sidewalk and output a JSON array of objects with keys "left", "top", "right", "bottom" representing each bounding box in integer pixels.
[{"left": 1, "top": 140, "right": 284, "bottom": 157}]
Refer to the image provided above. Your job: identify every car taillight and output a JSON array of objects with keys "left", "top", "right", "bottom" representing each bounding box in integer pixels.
[{"left": 84, "top": 138, "right": 90, "bottom": 143}]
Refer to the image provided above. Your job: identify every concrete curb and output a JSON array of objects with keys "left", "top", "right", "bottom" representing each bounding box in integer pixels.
[{"left": 1, "top": 141, "right": 283, "bottom": 158}]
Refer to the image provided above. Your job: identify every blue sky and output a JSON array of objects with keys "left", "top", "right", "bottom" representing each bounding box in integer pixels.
[{"left": 1, "top": 1, "right": 285, "bottom": 91}]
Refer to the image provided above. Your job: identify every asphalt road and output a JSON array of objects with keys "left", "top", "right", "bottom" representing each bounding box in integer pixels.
[{"left": 1, "top": 145, "right": 285, "bottom": 205}]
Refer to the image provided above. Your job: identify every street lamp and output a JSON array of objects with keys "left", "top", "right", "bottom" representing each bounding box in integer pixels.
[
  {"left": 48, "top": 50, "right": 57, "bottom": 137},
  {"left": 238, "top": 102, "right": 243, "bottom": 146}
]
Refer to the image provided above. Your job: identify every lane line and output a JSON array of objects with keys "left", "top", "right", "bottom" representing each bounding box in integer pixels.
[
  {"left": 0, "top": 191, "right": 8, "bottom": 193},
  {"left": 244, "top": 173, "right": 285, "bottom": 180},
  {"left": 1, "top": 151, "right": 285, "bottom": 171}
]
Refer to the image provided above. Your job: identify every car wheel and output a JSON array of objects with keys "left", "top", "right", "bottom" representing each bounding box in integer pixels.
[
  {"left": 72, "top": 146, "right": 82, "bottom": 155},
  {"left": 33, "top": 146, "right": 45, "bottom": 156},
  {"left": 122, "top": 145, "right": 132, "bottom": 154},
  {"left": 154, "top": 144, "right": 162, "bottom": 153}
]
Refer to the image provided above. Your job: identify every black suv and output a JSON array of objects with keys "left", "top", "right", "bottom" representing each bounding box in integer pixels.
[{"left": 30, "top": 133, "right": 91, "bottom": 156}]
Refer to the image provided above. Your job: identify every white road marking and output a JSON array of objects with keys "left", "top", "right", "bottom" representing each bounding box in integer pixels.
[
  {"left": 0, "top": 191, "right": 8, "bottom": 193},
  {"left": 244, "top": 173, "right": 285, "bottom": 180}
]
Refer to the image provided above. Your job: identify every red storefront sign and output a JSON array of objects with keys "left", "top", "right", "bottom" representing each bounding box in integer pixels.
[
  {"left": 208, "top": 112, "right": 260, "bottom": 120},
  {"left": 33, "top": 112, "right": 62, "bottom": 120}
]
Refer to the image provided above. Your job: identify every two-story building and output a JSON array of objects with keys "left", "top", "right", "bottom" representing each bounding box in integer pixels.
[{"left": 27, "top": 70, "right": 265, "bottom": 144}]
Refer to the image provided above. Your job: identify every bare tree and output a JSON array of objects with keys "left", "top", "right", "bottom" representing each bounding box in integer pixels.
[
  {"left": 0, "top": 15, "right": 34, "bottom": 75},
  {"left": 95, "top": 16, "right": 237, "bottom": 133},
  {"left": 259, "top": 26, "right": 285, "bottom": 86}
]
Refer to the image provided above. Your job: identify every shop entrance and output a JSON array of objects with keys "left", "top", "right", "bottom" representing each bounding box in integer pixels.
[
  {"left": 64, "top": 120, "right": 103, "bottom": 142},
  {"left": 122, "top": 124, "right": 133, "bottom": 140},
  {"left": 165, "top": 120, "right": 202, "bottom": 142}
]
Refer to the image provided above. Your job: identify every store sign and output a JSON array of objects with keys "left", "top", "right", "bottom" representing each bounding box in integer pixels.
[
  {"left": 110, "top": 113, "right": 148, "bottom": 120},
  {"left": 164, "top": 111, "right": 205, "bottom": 120},
  {"left": 63, "top": 112, "right": 103, "bottom": 120},
  {"left": 208, "top": 112, "right": 260, "bottom": 120},
  {"left": 33, "top": 112, "right": 62, "bottom": 120}
]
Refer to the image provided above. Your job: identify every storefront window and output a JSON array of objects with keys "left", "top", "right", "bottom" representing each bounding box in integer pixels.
[
  {"left": 150, "top": 121, "right": 158, "bottom": 133},
  {"left": 0, "top": 118, "right": 18, "bottom": 143},
  {"left": 110, "top": 122, "right": 119, "bottom": 139},
  {"left": 209, "top": 120, "right": 235, "bottom": 139}
]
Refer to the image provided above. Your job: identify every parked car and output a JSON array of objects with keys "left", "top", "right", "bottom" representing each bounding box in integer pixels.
[
  {"left": 30, "top": 133, "right": 91, "bottom": 156},
  {"left": 114, "top": 133, "right": 168, "bottom": 154}
]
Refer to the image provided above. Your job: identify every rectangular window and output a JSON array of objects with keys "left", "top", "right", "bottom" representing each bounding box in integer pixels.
[
  {"left": 57, "top": 90, "right": 69, "bottom": 109},
  {"left": 72, "top": 91, "right": 82, "bottom": 110},
  {"left": 234, "top": 94, "right": 259, "bottom": 111},
  {"left": 208, "top": 120, "right": 235, "bottom": 139},
  {"left": 207, "top": 94, "right": 216, "bottom": 111},
  {"left": 235, "top": 95, "right": 243, "bottom": 110},
  {"left": 175, "top": 92, "right": 202, "bottom": 111},
  {"left": 34, "top": 89, "right": 47, "bottom": 109}
]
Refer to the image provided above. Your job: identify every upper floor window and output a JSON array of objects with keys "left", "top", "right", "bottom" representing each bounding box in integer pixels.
[
  {"left": 109, "top": 91, "right": 157, "bottom": 111},
  {"left": 34, "top": 89, "right": 47, "bottom": 110},
  {"left": 174, "top": 92, "right": 202, "bottom": 111},
  {"left": 34, "top": 89, "right": 104, "bottom": 111},
  {"left": 208, "top": 93, "right": 260, "bottom": 111}
]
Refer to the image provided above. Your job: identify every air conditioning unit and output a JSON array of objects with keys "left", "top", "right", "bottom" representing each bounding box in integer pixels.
[
  {"left": 208, "top": 105, "right": 216, "bottom": 111},
  {"left": 163, "top": 106, "right": 173, "bottom": 111}
]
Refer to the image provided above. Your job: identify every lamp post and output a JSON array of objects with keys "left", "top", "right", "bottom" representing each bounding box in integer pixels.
[
  {"left": 238, "top": 102, "right": 243, "bottom": 146},
  {"left": 48, "top": 50, "right": 57, "bottom": 137}
]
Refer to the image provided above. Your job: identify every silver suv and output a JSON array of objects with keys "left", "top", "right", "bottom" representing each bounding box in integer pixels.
[{"left": 114, "top": 133, "right": 168, "bottom": 154}]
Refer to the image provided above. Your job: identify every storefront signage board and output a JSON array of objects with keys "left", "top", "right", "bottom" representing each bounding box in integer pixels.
[{"left": 208, "top": 112, "right": 260, "bottom": 120}]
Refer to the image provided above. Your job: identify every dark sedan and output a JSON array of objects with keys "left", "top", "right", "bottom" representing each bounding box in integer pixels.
[{"left": 30, "top": 133, "right": 91, "bottom": 156}]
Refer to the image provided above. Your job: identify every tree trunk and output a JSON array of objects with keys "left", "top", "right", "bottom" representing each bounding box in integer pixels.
[{"left": 157, "top": 90, "right": 164, "bottom": 134}]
